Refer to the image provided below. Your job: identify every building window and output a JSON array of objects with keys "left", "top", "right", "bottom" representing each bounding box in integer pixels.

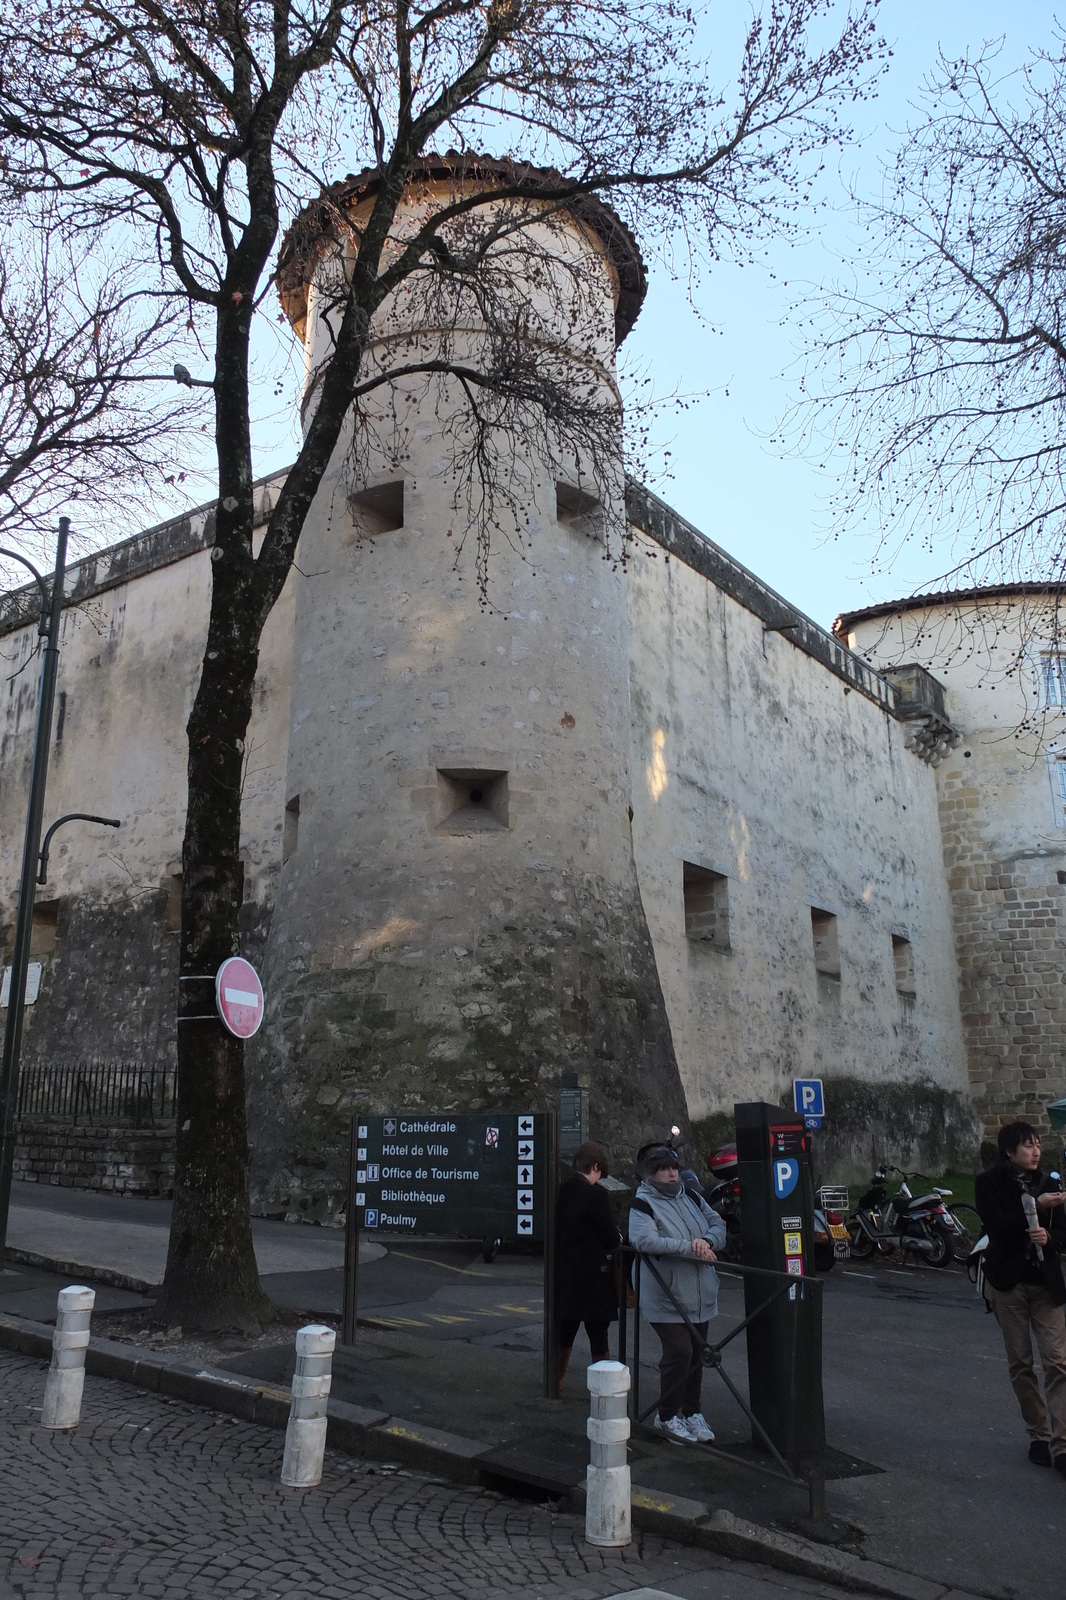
[
  {"left": 164, "top": 875, "right": 182, "bottom": 933},
  {"left": 29, "top": 900, "right": 60, "bottom": 958},
  {"left": 892, "top": 934, "right": 915, "bottom": 998},
  {"left": 556, "top": 481, "right": 602, "bottom": 540},
  {"left": 683, "top": 863, "right": 730, "bottom": 950},
  {"left": 283, "top": 795, "right": 300, "bottom": 863},
  {"left": 436, "top": 769, "right": 509, "bottom": 833},
  {"left": 349, "top": 479, "right": 404, "bottom": 537},
  {"left": 810, "top": 909, "right": 840, "bottom": 981},
  {"left": 1041, "top": 655, "right": 1066, "bottom": 708}
]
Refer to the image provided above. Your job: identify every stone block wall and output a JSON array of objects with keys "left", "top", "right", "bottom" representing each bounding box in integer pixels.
[
  {"left": 937, "top": 763, "right": 1066, "bottom": 1139},
  {"left": 13, "top": 1120, "right": 176, "bottom": 1195}
]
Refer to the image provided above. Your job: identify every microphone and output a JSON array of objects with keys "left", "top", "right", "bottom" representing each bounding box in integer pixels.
[{"left": 1022, "top": 1192, "right": 1044, "bottom": 1260}]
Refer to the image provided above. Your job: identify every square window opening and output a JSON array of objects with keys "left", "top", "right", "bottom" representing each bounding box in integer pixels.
[
  {"left": 811, "top": 909, "right": 840, "bottom": 980},
  {"left": 683, "top": 863, "right": 730, "bottom": 949},
  {"left": 556, "top": 481, "right": 603, "bottom": 540},
  {"left": 437, "top": 768, "right": 509, "bottom": 833},
  {"left": 283, "top": 794, "right": 300, "bottom": 863},
  {"left": 892, "top": 933, "right": 916, "bottom": 998},
  {"left": 30, "top": 899, "right": 60, "bottom": 957},
  {"left": 349, "top": 479, "right": 404, "bottom": 537}
]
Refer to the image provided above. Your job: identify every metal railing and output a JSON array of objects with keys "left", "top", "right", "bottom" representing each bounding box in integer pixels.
[
  {"left": 16, "top": 1060, "right": 176, "bottom": 1128},
  {"left": 617, "top": 1243, "right": 826, "bottom": 1520}
]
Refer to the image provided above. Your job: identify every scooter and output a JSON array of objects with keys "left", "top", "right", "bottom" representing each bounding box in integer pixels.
[{"left": 847, "top": 1165, "right": 955, "bottom": 1267}]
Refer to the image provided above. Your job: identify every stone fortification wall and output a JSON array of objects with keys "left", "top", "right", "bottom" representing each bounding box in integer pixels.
[
  {"left": 625, "top": 492, "right": 976, "bottom": 1181},
  {"left": 843, "top": 596, "right": 1066, "bottom": 1142}
]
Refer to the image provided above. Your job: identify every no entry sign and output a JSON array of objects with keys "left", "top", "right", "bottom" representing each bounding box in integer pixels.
[{"left": 215, "top": 956, "right": 264, "bottom": 1038}]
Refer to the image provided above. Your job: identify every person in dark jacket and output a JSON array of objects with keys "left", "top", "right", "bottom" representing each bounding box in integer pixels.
[
  {"left": 555, "top": 1141, "right": 622, "bottom": 1389},
  {"left": 975, "top": 1121, "right": 1066, "bottom": 1470}
]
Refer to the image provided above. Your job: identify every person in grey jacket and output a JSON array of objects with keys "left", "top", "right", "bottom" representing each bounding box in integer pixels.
[{"left": 628, "top": 1143, "right": 727, "bottom": 1446}]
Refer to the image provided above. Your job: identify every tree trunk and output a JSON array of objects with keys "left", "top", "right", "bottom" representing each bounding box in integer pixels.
[{"left": 153, "top": 534, "right": 275, "bottom": 1331}]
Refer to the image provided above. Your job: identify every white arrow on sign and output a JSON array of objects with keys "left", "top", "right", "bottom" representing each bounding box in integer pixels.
[
  {"left": 518, "top": 1116, "right": 534, "bottom": 1135},
  {"left": 517, "top": 1164, "right": 533, "bottom": 1185},
  {"left": 517, "top": 1189, "right": 534, "bottom": 1210},
  {"left": 517, "top": 1216, "right": 533, "bottom": 1235}
]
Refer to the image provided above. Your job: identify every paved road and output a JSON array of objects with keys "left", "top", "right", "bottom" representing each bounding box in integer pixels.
[{"left": 0, "top": 1349, "right": 863, "bottom": 1600}]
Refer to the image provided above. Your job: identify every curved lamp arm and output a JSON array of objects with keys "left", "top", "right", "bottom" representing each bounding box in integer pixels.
[
  {"left": 0, "top": 549, "right": 49, "bottom": 632},
  {"left": 38, "top": 814, "right": 121, "bottom": 885}
]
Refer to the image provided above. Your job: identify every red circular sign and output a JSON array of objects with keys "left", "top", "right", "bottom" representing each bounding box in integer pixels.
[{"left": 215, "top": 956, "right": 264, "bottom": 1039}]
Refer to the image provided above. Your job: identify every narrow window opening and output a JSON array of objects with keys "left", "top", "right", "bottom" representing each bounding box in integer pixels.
[
  {"left": 810, "top": 909, "right": 840, "bottom": 981},
  {"left": 283, "top": 794, "right": 301, "bottom": 863},
  {"left": 349, "top": 479, "right": 404, "bottom": 537},
  {"left": 683, "top": 863, "right": 730, "bottom": 950},
  {"left": 556, "top": 480, "right": 603, "bottom": 540},
  {"left": 165, "top": 874, "right": 182, "bottom": 933},
  {"left": 892, "top": 934, "right": 916, "bottom": 999},
  {"left": 30, "top": 899, "right": 60, "bottom": 957},
  {"left": 436, "top": 768, "right": 509, "bottom": 833}
]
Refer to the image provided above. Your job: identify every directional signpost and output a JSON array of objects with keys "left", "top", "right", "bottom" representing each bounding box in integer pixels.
[{"left": 343, "top": 1110, "right": 559, "bottom": 1394}]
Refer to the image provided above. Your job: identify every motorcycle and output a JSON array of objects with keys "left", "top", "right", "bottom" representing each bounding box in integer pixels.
[{"left": 847, "top": 1165, "right": 956, "bottom": 1267}]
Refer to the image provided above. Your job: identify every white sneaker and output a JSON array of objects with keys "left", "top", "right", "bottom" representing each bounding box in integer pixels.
[
  {"left": 685, "top": 1413, "right": 715, "bottom": 1443},
  {"left": 653, "top": 1413, "right": 694, "bottom": 1446}
]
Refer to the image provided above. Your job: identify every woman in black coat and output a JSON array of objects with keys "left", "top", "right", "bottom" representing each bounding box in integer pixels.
[{"left": 556, "top": 1141, "right": 621, "bottom": 1388}]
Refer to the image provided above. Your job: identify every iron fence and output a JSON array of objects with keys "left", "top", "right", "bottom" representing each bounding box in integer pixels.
[
  {"left": 16, "top": 1060, "right": 177, "bottom": 1128},
  {"left": 618, "top": 1243, "right": 827, "bottom": 1520}
]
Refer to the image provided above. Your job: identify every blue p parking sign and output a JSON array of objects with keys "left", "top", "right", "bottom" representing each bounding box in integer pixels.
[
  {"left": 792, "top": 1079, "right": 824, "bottom": 1119},
  {"left": 772, "top": 1158, "right": 799, "bottom": 1199}
]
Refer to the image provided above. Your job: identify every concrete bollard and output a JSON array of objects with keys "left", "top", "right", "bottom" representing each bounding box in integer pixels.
[
  {"left": 42, "top": 1285, "right": 96, "bottom": 1430},
  {"left": 585, "top": 1359, "right": 631, "bottom": 1547},
  {"left": 281, "top": 1323, "right": 336, "bottom": 1488}
]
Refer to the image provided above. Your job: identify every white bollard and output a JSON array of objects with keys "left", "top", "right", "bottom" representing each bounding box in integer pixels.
[
  {"left": 42, "top": 1285, "right": 95, "bottom": 1430},
  {"left": 280, "top": 1323, "right": 336, "bottom": 1488},
  {"left": 585, "top": 1359, "right": 631, "bottom": 1547}
]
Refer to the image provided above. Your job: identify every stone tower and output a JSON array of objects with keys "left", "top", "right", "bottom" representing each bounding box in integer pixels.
[
  {"left": 837, "top": 586, "right": 1066, "bottom": 1145},
  {"left": 250, "top": 158, "right": 687, "bottom": 1211}
]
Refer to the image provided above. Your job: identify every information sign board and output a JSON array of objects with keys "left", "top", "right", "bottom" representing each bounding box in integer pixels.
[{"left": 351, "top": 1112, "right": 548, "bottom": 1243}]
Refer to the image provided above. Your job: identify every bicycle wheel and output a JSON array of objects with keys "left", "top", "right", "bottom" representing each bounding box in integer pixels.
[{"left": 948, "top": 1203, "right": 983, "bottom": 1264}]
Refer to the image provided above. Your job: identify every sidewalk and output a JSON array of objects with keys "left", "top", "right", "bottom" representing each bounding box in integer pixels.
[{"left": 2, "top": 1180, "right": 1051, "bottom": 1600}]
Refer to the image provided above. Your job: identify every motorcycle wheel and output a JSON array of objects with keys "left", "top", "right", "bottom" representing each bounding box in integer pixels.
[
  {"left": 948, "top": 1203, "right": 983, "bottom": 1264},
  {"left": 847, "top": 1220, "right": 875, "bottom": 1259},
  {"left": 925, "top": 1226, "right": 953, "bottom": 1268}
]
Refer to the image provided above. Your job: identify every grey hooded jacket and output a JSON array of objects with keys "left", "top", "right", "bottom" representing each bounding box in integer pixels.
[{"left": 628, "top": 1181, "right": 728, "bottom": 1324}]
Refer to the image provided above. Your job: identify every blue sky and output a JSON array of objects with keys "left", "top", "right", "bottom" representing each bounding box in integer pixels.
[{"left": 619, "top": 0, "right": 1059, "bottom": 629}]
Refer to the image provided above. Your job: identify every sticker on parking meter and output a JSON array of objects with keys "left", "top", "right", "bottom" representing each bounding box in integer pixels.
[
  {"left": 772, "top": 1157, "right": 799, "bottom": 1199},
  {"left": 784, "top": 1232, "right": 803, "bottom": 1257},
  {"left": 786, "top": 1257, "right": 804, "bottom": 1276}
]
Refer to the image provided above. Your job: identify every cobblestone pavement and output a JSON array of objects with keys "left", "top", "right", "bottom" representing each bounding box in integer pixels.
[{"left": 1, "top": 1349, "right": 732, "bottom": 1600}]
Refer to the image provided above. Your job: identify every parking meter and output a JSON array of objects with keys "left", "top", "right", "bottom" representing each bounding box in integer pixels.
[{"left": 735, "top": 1101, "right": 825, "bottom": 1471}]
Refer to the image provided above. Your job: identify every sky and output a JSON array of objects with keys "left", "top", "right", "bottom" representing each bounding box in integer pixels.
[{"left": 614, "top": 0, "right": 1060, "bottom": 630}]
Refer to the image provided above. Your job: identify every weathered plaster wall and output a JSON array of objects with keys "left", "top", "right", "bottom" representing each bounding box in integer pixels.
[
  {"left": 626, "top": 498, "right": 975, "bottom": 1180},
  {"left": 845, "top": 598, "right": 1066, "bottom": 1140},
  {"left": 0, "top": 484, "right": 295, "bottom": 1078}
]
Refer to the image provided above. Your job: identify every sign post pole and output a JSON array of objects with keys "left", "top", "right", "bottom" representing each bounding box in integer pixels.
[
  {"left": 342, "top": 1117, "right": 361, "bottom": 1347},
  {"left": 543, "top": 1110, "right": 559, "bottom": 1398}
]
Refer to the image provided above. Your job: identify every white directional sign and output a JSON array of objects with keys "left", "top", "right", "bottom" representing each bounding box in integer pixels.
[
  {"left": 215, "top": 956, "right": 264, "bottom": 1039},
  {"left": 518, "top": 1116, "right": 534, "bottom": 1136}
]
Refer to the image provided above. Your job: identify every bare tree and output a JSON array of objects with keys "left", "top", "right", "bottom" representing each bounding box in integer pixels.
[
  {"left": 795, "top": 37, "right": 1066, "bottom": 598},
  {"left": 0, "top": 207, "right": 205, "bottom": 569},
  {"left": 0, "top": 0, "right": 885, "bottom": 1328}
]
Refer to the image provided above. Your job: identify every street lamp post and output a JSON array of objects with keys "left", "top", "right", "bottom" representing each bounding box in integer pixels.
[{"left": 0, "top": 519, "right": 68, "bottom": 1268}]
